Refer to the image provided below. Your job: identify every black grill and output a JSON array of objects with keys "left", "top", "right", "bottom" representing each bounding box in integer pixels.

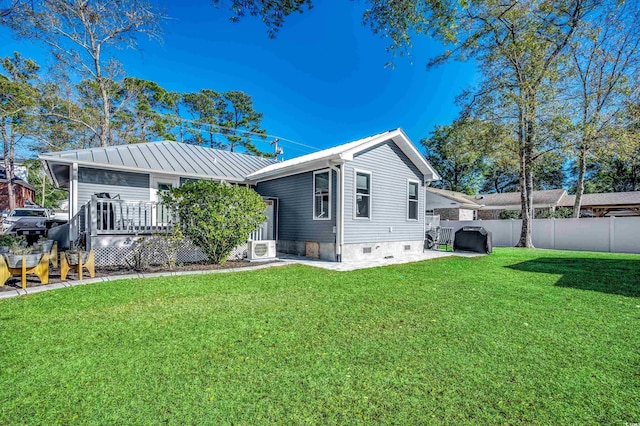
[{"left": 453, "top": 226, "right": 493, "bottom": 254}]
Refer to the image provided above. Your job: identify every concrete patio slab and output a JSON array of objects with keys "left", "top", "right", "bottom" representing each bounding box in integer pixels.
[{"left": 278, "top": 250, "right": 483, "bottom": 271}]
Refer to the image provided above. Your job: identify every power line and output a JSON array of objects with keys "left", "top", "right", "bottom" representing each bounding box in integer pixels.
[{"left": 156, "top": 112, "right": 319, "bottom": 153}]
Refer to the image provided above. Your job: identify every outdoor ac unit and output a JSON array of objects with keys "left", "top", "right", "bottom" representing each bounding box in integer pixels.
[{"left": 247, "top": 240, "right": 276, "bottom": 261}]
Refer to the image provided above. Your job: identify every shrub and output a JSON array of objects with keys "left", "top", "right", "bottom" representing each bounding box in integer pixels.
[
  {"left": 0, "top": 234, "right": 17, "bottom": 247},
  {"left": 499, "top": 210, "right": 521, "bottom": 219},
  {"left": 126, "top": 227, "right": 184, "bottom": 272},
  {"left": 536, "top": 207, "right": 574, "bottom": 219},
  {"left": 161, "top": 180, "right": 266, "bottom": 264}
]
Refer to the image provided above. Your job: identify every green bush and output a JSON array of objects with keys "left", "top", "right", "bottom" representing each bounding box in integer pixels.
[
  {"left": 126, "top": 227, "right": 184, "bottom": 271},
  {"left": 161, "top": 180, "right": 266, "bottom": 264},
  {"left": 499, "top": 210, "right": 521, "bottom": 219},
  {"left": 536, "top": 207, "right": 574, "bottom": 219}
]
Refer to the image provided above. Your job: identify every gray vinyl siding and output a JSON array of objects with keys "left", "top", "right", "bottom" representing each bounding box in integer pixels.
[
  {"left": 77, "top": 167, "right": 150, "bottom": 206},
  {"left": 343, "top": 140, "right": 424, "bottom": 244},
  {"left": 256, "top": 170, "right": 336, "bottom": 243}
]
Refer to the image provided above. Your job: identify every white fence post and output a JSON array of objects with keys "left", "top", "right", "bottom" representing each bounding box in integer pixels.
[
  {"left": 609, "top": 216, "right": 615, "bottom": 253},
  {"left": 510, "top": 219, "right": 514, "bottom": 246}
]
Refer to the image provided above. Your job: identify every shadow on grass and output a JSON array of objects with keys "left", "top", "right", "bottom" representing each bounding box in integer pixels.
[{"left": 507, "top": 257, "right": 640, "bottom": 297}]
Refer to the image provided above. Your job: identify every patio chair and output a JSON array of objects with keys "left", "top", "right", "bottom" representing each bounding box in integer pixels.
[
  {"left": 424, "top": 226, "right": 454, "bottom": 252},
  {"left": 438, "top": 227, "right": 454, "bottom": 251}
]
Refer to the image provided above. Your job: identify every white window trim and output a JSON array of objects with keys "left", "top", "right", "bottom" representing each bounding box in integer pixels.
[
  {"left": 407, "top": 179, "right": 420, "bottom": 221},
  {"left": 353, "top": 169, "right": 372, "bottom": 220},
  {"left": 150, "top": 174, "right": 180, "bottom": 202},
  {"left": 313, "top": 169, "right": 332, "bottom": 221}
]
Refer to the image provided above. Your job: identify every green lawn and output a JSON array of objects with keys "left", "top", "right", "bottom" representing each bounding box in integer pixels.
[{"left": 1, "top": 248, "right": 639, "bottom": 424}]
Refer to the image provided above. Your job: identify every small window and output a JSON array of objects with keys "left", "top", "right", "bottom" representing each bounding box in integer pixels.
[
  {"left": 313, "top": 170, "right": 331, "bottom": 220},
  {"left": 355, "top": 171, "right": 371, "bottom": 219},
  {"left": 157, "top": 183, "right": 173, "bottom": 192},
  {"left": 408, "top": 180, "right": 419, "bottom": 220}
]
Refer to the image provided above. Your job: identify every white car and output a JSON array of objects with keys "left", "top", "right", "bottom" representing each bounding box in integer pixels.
[{"left": 1, "top": 208, "right": 53, "bottom": 233}]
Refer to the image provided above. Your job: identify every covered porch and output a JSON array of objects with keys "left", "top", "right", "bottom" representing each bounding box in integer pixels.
[{"left": 71, "top": 195, "right": 275, "bottom": 266}]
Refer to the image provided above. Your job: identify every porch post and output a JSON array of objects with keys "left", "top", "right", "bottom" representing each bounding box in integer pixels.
[{"left": 69, "top": 163, "right": 79, "bottom": 243}]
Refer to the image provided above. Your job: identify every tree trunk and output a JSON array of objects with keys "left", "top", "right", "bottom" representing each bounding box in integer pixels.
[
  {"left": 98, "top": 77, "right": 111, "bottom": 147},
  {"left": 517, "top": 151, "right": 534, "bottom": 247},
  {"left": 3, "top": 132, "right": 16, "bottom": 211},
  {"left": 573, "top": 147, "right": 587, "bottom": 218},
  {"left": 517, "top": 102, "right": 535, "bottom": 248},
  {"left": 93, "top": 43, "right": 111, "bottom": 147}
]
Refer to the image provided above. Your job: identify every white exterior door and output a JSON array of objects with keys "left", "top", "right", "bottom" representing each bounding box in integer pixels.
[
  {"left": 150, "top": 176, "right": 179, "bottom": 226},
  {"left": 260, "top": 199, "right": 275, "bottom": 240}
]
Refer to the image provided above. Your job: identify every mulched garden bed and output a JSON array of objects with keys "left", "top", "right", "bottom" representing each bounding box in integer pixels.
[{"left": 0, "top": 259, "right": 281, "bottom": 292}]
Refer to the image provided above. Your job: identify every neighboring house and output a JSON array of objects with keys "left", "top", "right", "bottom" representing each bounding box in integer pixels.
[
  {"left": 425, "top": 187, "right": 481, "bottom": 220},
  {"left": 473, "top": 189, "right": 567, "bottom": 219},
  {"left": 425, "top": 188, "right": 568, "bottom": 220},
  {"left": 39, "top": 128, "right": 440, "bottom": 263},
  {"left": 0, "top": 168, "right": 36, "bottom": 212},
  {"left": 558, "top": 191, "right": 640, "bottom": 217}
]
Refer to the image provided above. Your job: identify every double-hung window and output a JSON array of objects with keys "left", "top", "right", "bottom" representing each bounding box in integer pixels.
[
  {"left": 355, "top": 171, "right": 371, "bottom": 219},
  {"left": 408, "top": 180, "right": 419, "bottom": 220},
  {"left": 313, "top": 170, "right": 331, "bottom": 220}
]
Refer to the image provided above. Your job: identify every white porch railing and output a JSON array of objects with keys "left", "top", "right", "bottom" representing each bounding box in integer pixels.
[
  {"left": 87, "top": 196, "right": 177, "bottom": 236},
  {"left": 249, "top": 227, "right": 264, "bottom": 241},
  {"left": 75, "top": 196, "right": 270, "bottom": 241}
]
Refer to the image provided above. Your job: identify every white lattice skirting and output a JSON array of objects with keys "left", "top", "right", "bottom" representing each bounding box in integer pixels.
[{"left": 92, "top": 237, "right": 248, "bottom": 267}]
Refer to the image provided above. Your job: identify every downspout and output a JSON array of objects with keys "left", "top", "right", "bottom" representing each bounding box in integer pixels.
[
  {"left": 328, "top": 160, "right": 345, "bottom": 262},
  {"left": 424, "top": 176, "right": 430, "bottom": 244}
]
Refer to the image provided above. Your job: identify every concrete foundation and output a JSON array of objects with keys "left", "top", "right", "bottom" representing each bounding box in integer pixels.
[
  {"left": 277, "top": 240, "right": 336, "bottom": 261},
  {"left": 341, "top": 240, "right": 425, "bottom": 262}
]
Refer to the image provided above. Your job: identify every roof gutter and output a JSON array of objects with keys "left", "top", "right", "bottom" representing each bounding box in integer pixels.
[
  {"left": 249, "top": 154, "right": 348, "bottom": 183},
  {"left": 38, "top": 157, "right": 248, "bottom": 184},
  {"left": 40, "top": 158, "right": 60, "bottom": 188}
]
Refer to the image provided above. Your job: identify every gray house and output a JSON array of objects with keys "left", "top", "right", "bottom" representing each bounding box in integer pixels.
[{"left": 40, "top": 128, "right": 440, "bottom": 263}]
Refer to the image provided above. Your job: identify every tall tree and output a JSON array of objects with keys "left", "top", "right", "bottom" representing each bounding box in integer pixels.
[
  {"left": 5, "top": 0, "right": 164, "bottom": 147},
  {"left": 422, "top": 118, "right": 485, "bottom": 195},
  {"left": 481, "top": 152, "right": 567, "bottom": 194},
  {"left": 585, "top": 102, "right": 640, "bottom": 192},
  {"left": 23, "top": 159, "right": 68, "bottom": 208},
  {"left": 35, "top": 79, "right": 98, "bottom": 151},
  {"left": 445, "top": 2, "right": 589, "bottom": 247},
  {"left": 182, "top": 89, "right": 227, "bottom": 149},
  {"left": 568, "top": 1, "right": 640, "bottom": 217},
  {"left": 219, "top": 90, "right": 267, "bottom": 155},
  {"left": 218, "top": 0, "right": 595, "bottom": 247},
  {"left": 0, "top": 52, "right": 39, "bottom": 210},
  {"left": 121, "top": 78, "right": 180, "bottom": 143},
  {"left": 212, "top": 0, "right": 312, "bottom": 38}
]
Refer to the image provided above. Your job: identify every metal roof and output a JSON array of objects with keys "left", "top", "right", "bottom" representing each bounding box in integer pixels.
[{"left": 40, "top": 141, "right": 277, "bottom": 182}]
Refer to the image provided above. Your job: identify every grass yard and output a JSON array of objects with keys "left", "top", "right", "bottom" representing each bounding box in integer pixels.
[{"left": 1, "top": 248, "right": 639, "bottom": 424}]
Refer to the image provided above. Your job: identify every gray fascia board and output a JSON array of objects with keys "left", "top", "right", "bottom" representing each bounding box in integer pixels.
[
  {"left": 40, "top": 158, "right": 60, "bottom": 188},
  {"left": 248, "top": 156, "right": 344, "bottom": 184}
]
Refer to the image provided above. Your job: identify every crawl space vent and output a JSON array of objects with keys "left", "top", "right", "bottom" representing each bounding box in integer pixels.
[
  {"left": 363, "top": 247, "right": 372, "bottom": 254},
  {"left": 404, "top": 245, "right": 411, "bottom": 251}
]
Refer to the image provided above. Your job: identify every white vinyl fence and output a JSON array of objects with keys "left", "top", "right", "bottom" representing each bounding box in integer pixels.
[{"left": 444, "top": 217, "right": 640, "bottom": 254}]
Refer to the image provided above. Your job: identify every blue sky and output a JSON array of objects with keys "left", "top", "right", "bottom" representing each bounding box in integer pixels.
[{"left": 0, "top": 0, "right": 477, "bottom": 159}]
